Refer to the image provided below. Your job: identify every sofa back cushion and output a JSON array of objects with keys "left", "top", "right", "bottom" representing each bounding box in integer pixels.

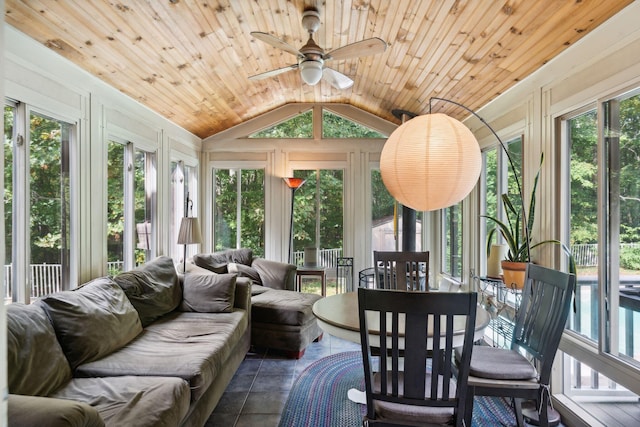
[
  {"left": 7, "top": 303, "right": 72, "bottom": 396},
  {"left": 37, "top": 277, "right": 142, "bottom": 369},
  {"left": 193, "top": 248, "right": 253, "bottom": 273},
  {"left": 180, "top": 272, "right": 237, "bottom": 313},
  {"left": 112, "top": 256, "right": 182, "bottom": 326}
]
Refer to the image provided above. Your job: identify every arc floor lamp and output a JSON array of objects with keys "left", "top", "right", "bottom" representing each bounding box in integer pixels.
[
  {"left": 283, "top": 177, "right": 305, "bottom": 265},
  {"left": 177, "top": 192, "right": 202, "bottom": 273}
]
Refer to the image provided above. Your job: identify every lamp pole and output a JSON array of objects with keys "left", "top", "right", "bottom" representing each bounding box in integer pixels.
[
  {"left": 392, "top": 109, "right": 419, "bottom": 252},
  {"left": 283, "top": 178, "right": 305, "bottom": 264},
  {"left": 428, "top": 97, "right": 530, "bottom": 262}
]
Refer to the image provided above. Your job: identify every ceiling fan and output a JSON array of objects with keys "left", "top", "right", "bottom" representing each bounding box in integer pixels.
[{"left": 249, "top": 8, "right": 387, "bottom": 89}]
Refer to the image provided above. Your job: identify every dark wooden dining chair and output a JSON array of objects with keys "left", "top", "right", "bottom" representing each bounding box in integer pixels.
[
  {"left": 463, "top": 263, "right": 576, "bottom": 427},
  {"left": 358, "top": 288, "right": 478, "bottom": 427},
  {"left": 373, "top": 251, "right": 429, "bottom": 291}
]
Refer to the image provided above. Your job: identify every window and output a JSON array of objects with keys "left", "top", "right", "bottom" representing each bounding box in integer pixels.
[
  {"left": 4, "top": 103, "right": 15, "bottom": 302},
  {"left": 442, "top": 203, "right": 462, "bottom": 279},
  {"left": 292, "top": 169, "right": 343, "bottom": 267},
  {"left": 171, "top": 161, "right": 198, "bottom": 264},
  {"left": 566, "top": 109, "right": 599, "bottom": 342},
  {"left": 4, "top": 102, "right": 74, "bottom": 303},
  {"left": 249, "top": 110, "right": 313, "bottom": 138},
  {"left": 480, "top": 137, "right": 523, "bottom": 277},
  {"left": 322, "top": 110, "right": 386, "bottom": 138},
  {"left": 213, "top": 168, "right": 265, "bottom": 257},
  {"left": 370, "top": 169, "right": 422, "bottom": 257},
  {"left": 107, "top": 140, "right": 156, "bottom": 274},
  {"left": 562, "top": 91, "right": 640, "bottom": 412}
]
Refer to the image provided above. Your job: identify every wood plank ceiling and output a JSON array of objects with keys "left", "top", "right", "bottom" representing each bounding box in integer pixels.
[{"left": 4, "top": 0, "right": 634, "bottom": 138}]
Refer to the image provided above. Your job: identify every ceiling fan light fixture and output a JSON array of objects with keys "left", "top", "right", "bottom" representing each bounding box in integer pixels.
[{"left": 299, "top": 60, "right": 323, "bottom": 85}]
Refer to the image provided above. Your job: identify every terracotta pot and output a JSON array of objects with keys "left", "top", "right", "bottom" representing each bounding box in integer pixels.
[{"left": 501, "top": 260, "right": 527, "bottom": 290}]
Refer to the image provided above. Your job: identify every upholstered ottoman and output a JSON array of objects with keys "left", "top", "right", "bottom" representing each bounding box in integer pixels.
[{"left": 251, "top": 287, "right": 323, "bottom": 358}]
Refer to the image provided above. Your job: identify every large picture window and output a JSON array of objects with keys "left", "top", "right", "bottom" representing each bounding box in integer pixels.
[
  {"left": 4, "top": 103, "right": 74, "bottom": 302},
  {"left": 171, "top": 161, "right": 198, "bottom": 264},
  {"left": 479, "top": 137, "right": 523, "bottom": 277},
  {"left": 107, "top": 140, "right": 157, "bottom": 274},
  {"left": 292, "top": 169, "right": 344, "bottom": 267},
  {"left": 562, "top": 90, "right": 640, "bottom": 415},
  {"left": 213, "top": 168, "right": 265, "bottom": 257}
]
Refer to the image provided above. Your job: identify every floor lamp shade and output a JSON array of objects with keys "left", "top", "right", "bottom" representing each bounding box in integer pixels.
[
  {"left": 177, "top": 217, "right": 202, "bottom": 273},
  {"left": 380, "top": 113, "right": 482, "bottom": 211},
  {"left": 177, "top": 217, "right": 203, "bottom": 245}
]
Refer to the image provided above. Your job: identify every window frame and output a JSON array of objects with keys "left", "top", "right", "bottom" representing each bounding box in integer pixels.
[{"left": 5, "top": 100, "right": 79, "bottom": 303}]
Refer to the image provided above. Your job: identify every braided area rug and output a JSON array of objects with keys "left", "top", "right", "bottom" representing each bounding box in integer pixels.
[{"left": 279, "top": 351, "right": 561, "bottom": 427}]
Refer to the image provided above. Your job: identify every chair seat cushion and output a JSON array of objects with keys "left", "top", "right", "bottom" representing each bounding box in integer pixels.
[
  {"left": 372, "top": 371, "right": 455, "bottom": 425},
  {"left": 468, "top": 346, "right": 538, "bottom": 380}
]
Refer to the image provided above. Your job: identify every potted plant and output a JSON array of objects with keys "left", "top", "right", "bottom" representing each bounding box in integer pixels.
[{"left": 484, "top": 154, "right": 575, "bottom": 289}]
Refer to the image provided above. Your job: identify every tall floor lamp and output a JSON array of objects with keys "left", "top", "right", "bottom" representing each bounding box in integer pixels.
[
  {"left": 177, "top": 192, "right": 202, "bottom": 273},
  {"left": 283, "top": 177, "right": 305, "bottom": 265}
]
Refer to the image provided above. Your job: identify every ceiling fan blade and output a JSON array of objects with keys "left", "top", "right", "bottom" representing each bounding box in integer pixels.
[
  {"left": 325, "top": 37, "right": 387, "bottom": 61},
  {"left": 322, "top": 68, "right": 354, "bottom": 90},
  {"left": 248, "top": 64, "right": 299, "bottom": 81},
  {"left": 250, "top": 32, "right": 303, "bottom": 58}
]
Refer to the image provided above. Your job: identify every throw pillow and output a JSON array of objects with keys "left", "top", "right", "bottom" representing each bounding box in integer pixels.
[
  {"left": 193, "top": 248, "right": 254, "bottom": 273},
  {"left": 7, "top": 303, "right": 72, "bottom": 396},
  {"left": 228, "top": 262, "right": 263, "bottom": 286},
  {"left": 180, "top": 273, "right": 237, "bottom": 313},
  {"left": 113, "top": 256, "right": 182, "bottom": 327},
  {"left": 37, "top": 277, "right": 142, "bottom": 369}
]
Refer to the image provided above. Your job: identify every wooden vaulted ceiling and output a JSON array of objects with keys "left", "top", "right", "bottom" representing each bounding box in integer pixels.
[{"left": 4, "top": 0, "right": 634, "bottom": 139}]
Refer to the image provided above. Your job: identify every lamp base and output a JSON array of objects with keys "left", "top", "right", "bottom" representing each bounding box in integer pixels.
[{"left": 521, "top": 401, "right": 561, "bottom": 426}]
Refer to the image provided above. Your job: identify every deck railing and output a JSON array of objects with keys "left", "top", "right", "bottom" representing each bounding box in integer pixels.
[
  {"left": 4, "top": 261, "right": 125, "bottom": 300},
  {"left": 293, "top": 248, "right": 342, "bottom": 272}
]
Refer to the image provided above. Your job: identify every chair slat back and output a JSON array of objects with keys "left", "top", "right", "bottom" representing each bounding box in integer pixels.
[
  {"left": 373, "top": 251, "right": 429, "bottom": 291},
  {"left": 358, "top": 288, "right": 477, "bottom": 425},
  {"left": 512, "top": 264, "right": 576, "bottom": 381}
]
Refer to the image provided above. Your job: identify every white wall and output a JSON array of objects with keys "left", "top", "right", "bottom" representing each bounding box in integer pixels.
[
  {"left": 1, "top": 1, "right": 8, "bottom": 425},
  {"left": 202, "top": 103, "right": 396, "bottom": 275},
  {"left": 4, "top": 25, "right": 202, "bottom": 284}
]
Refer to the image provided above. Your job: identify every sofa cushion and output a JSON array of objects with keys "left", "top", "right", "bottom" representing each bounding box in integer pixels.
[
  {"left": 8, "top": 394, "right": 105, "bottom": 427},
  {"left": 113, "top": 256, "right": 182, "bottom": 327},
  {"left": 76, "top": 310, "right": 248, "bottom": 402},
  {"left": 193, "top": 248, "right": 253, "bottom": 273},
  {"left": 53, "top": 376, "right": 190, "bottom": 427},
  {"left": 180, "top": 272, "right": 236, "bottom": 313},
  {"left": 228, "top": 262, "right": 263, "bottom": 286},
  {"left": 251, "top": 257, "right": 297, "bottom": 290},
  {"left": 251, "top": 289, "right": 322, "bottom": 326},
  {"left": 7, "top": 303, "right": 72, "bottom": 396},
  {"left": 38, "top": 277, "right": 143, "bottom": 369},
  {"left": 250, "top": 284, "right": 270, "bottom": 296}
]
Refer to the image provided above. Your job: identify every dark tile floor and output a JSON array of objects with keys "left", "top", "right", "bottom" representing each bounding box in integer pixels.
[{"left": 205, "top": 335, "right": 360, "bottom": 427}]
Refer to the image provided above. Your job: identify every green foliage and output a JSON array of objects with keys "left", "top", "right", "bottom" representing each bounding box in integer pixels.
[
  {"left": 214, "top": 168, "right": 265, "bottom": 257},
  {"left": 293, "top": 169, "right": 343, "bottom": 252},
  {"left": 620, "top": 245, "right": 640, "bottom": 270},
  {"left": 484, "top": 153, "right": 576, "bottom": 273},
  {"left": 322, "top": 111, "right": 386, "bottom": 138},
  {"left": 371, "top": 170, "right": 395, "bottom": 221},
  {"left": 250, "top": 110, "right": 313, "bottom": 138}
]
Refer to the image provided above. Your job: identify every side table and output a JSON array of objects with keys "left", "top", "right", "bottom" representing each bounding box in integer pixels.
[{"left": 296, "top": 267, "right": 326, "bottom": 296}]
